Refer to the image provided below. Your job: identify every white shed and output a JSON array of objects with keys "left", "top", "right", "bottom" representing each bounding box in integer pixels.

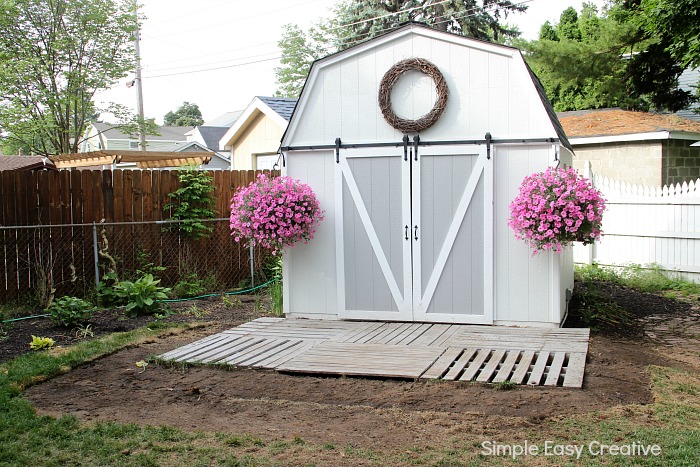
[{"left": 280, "top": 23, "right": 575, "bottom": 328}]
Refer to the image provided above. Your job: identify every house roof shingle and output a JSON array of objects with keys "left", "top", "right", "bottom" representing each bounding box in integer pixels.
[
  {"left": 258, "top": 96, "right": 296, "bottom": 122},
  {"left": 559, "top": 108, "right": 700, "bottom": 138},
  {"left": 92, "top": 123, "right": 194, "bottom": 141},
  {"left": 0, "top": 156, "right": 56, "bottom": 171},
  {"left": 197, "top": 126, "right": 231, "bottom": 150}
]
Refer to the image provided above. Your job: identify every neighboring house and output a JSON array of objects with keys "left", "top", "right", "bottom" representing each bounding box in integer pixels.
[
  {"left": 219, "top": 96, "right": 296, "bottom": 170},
  {"left": 203, "top": 111, "right": 243, "bottom": 128},
  {"left": 676, "top": 67, "right": 699, "bottom": 122},
  {"left": 0, "top": 155, "right": 56, "bottom": 171},
  {"left": 80, "top": 123, "right": 194, "bottom": 152},
  {"left": 80, "top": 123, "right": 229, "bottom": 169},
  {"left": 560, "top": 108, "right": 700, "bottom": 186}
]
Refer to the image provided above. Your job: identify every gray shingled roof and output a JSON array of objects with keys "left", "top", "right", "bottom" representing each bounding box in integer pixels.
[
  {"left": 197, "top": 126, "right": 230, "bottom": 150},
  {"left": 258, "top": 96, "right": 297, "bottom": 122},
  {"left": 0, "top": 156, "right": 56, "bottom": 171},
  {"left": 92, "top": 123, "right": 194, "bottom": 141}
]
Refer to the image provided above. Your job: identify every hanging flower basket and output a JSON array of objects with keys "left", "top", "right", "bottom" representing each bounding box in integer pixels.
[
  {"left": 508, "top": 166, "right": 606, "bottom": 254},
  {"left": 230, "top": 174, "right": 324, "bottom": 255}
]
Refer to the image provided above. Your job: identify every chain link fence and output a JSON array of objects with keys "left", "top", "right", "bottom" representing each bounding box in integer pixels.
[{"left": 0, "top": 219, "right": 272, "bottom": 306}]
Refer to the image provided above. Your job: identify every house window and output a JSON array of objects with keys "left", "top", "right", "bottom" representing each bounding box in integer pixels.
[
  {"left": 129, "top": 141, "right": 139, "bottom": 150},
  {"left": 256, "top": 153, "right": 279, "bottom": 170}
]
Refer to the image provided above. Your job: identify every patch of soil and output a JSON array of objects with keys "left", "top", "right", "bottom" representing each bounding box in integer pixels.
[
  {"left": 566, "top": 280, "right": 694, "bottom": 338},
  {"left": 0, "top": 295, "right": 262, "bottom": 364},
  {"left": 7, "top": 282, "right": 700, "bottom": 451}
]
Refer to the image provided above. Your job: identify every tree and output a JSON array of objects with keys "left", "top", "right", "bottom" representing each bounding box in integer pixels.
[
  {"left": 628, "top": 0, "right": 700, "bottom": 69},
  {"left": 274, "top": 24, "right": 326, "bottom": 99},
  {"left": 163, "top": 101, "right": 204, "bottom": 126},
  {"left": 275, "top": 0, "right": 527, "bottom": 97},
  {"left": 0, "top": 0, "right": 138, "bottom": 155},
  {"left": 520, "top": 2, "right": 695, "bottom": 112}
]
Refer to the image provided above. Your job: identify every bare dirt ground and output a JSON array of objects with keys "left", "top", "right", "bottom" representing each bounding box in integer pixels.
[{"left": 7, "top": 285, "right": 700, "bottom": 452}]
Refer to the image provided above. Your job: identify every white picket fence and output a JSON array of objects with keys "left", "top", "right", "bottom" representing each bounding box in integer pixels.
[{"left": 574, "top": 163, "right": 700, "bottom": 282}]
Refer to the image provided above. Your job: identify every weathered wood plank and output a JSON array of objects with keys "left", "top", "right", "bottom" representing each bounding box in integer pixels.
[
  {"left": 174, "top": 336, "right": 253, "bottom": 362},
  {"left": 420, "top": 347, "right": 462, "bottom": 379},
  {"left": 411, "top": 324, "right": 451, "bottom": 346},
  {"left": 171, "top": 335, "right": 246, "bottom": 362},
  {"left": 262, "top": 340, "right": 318, "bottom": 368},
  {"left": 159, "top": 333, "right": 226, "bottom": 360},
  {"left": 459, "top": 348, "right": 491, "bottom": 381},
  {"left": 476, "top": 349, "right": 506, "bottom": 383},
  {"left": 443, "top": 348, "right": 478, "bottom": 381},
  {"left": 492, "top": 350, "right": 520, "bottom": 383},
  {"left": 527, "top": 351, "right": 550, "bottom": 386},
  {"left": 197, "top": 337, "right": 265, "bottom": 363},
  {"left": 544, "top": 351, "right": 566, "bottom": 386},
  {"left": 510, "top": 350, "right": 535, "bottom": 385},
  {"left": 563, "top": 352, "right": 587, "bottom": 388}
]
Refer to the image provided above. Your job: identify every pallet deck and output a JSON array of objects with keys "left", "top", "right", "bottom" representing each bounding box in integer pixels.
[{"left": 160, "top": 318, "right": 589, "bottom": 388}]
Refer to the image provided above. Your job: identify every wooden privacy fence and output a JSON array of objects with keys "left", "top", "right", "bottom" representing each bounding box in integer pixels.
[
  {"left": 0, "top": 169, "right": 274, "bottom": 302},
  {"left": 574, "top": 163, "right": 700, "bottom": 282}
]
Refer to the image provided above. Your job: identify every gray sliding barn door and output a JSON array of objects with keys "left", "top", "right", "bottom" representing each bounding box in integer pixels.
[{"left": 336, "top": 144, "right": 492, "bottom": 324}]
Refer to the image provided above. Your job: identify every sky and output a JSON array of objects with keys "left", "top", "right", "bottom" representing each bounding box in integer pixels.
[{"left": 96, "top": 0, "right": 608, "bottom": 126}]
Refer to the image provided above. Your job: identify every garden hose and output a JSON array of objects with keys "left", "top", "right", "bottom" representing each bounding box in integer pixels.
[{"left": 0, "top": 278, "right": 280, "bottom": 323}]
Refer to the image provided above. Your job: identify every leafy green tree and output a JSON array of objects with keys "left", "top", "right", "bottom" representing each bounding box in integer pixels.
[
  {"left": 0, "top": 0, "right": 138, "bottom": 155},
  {"left": 521, "top": 2, "right": 695, "bottom": 112},
  {"left": 274, "top": 24, "right": 325, "bottom": 98},
  {"left": 163, "top": 101, "right": 204, "bottom": 126},
  {"left": 275, "top": 0, "right": 527, "bottom": 97},
  {"left": 539, "top": 21, "right": 558, "bottom": 42},
  {"left": 629, "top": 0, "right": 700, "bottom": 69}
]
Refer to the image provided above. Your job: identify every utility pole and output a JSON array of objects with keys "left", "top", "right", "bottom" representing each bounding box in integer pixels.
[{"left": 133, "top": 1, "right": 147, "bottom": 151}]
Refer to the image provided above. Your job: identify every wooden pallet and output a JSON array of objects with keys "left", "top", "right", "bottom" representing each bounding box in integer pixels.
[{"left": 159, "top": 318, "right": 589, "bottom": 388}]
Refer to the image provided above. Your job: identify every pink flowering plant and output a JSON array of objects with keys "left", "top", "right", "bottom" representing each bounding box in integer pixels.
[
  {"left": 508, "top": 166, "right": 606, "bottom": 254},
  {"left": 230, "top": 174, "right": 324, "bottom": 254}
]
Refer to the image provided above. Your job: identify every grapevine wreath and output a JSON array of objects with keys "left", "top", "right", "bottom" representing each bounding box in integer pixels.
[{"left": 378, "top": 57, "right": 449, "bottom": 133}]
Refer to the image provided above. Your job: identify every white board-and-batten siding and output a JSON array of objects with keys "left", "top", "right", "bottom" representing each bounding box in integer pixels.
[
  {"left": 282, "top": 25, "right": 572, "bottom": 327},
  {"left": 287, "top": 31, "right": 559, "bottom": 146},
  {"left": 283, "top": 145, "right": 573, "bottom": 326}
]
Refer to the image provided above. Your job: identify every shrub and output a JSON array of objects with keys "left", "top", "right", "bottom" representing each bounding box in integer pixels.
[
  {"left": 48, "top": 296, "right": 96, "bottom": 327},
  {"left": 230, "top": 174, "right": 324, "bottom": 255},
  {"left": 509, "top": 166, "right": 606, "bottom": 254},
  {"left": 164, "top": 166, "right": 215, "bottom": 239},
  {"left": 113, "top": 274, "right": 171, "bottom": 316},
  {"left": 95, "top": 271, "right": 124, "bottom": 307}
]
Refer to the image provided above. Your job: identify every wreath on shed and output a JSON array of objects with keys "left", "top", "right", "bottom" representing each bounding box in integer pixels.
[{"left": 378, "top": 58, "right": 448, "bottom": 133}]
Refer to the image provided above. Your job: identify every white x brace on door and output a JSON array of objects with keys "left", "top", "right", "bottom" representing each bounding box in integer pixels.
[{"left": 335, "top": 144, "right": 493, "bottom": 324}]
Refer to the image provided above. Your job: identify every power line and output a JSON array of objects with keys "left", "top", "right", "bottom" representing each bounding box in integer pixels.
[{"left": 135, "top": 0, "right": 531, "bottom": 80}]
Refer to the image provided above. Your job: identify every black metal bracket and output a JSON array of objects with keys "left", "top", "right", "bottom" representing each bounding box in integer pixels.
[
  {"left": 335, "top": 137, "right": 341, "bottom": 163},
  {"left": 485, "top": 132, "right": 492, "bottom": 160},
  {"left": 413, "top": 135, "right": 420, "bottom": 161},
  {"left": 403, "top": 135, "right": 409, "bottom": 161}
]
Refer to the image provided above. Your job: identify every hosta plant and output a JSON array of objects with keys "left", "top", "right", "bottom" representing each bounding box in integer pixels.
[
  {"left": 29, "top": 335, "right": 55, "bottom": 351},
  {"left": 230, "top": 174, "right": 324, "bottom": 255},
  {"left": 113, "top": 274, "right": 171, "bottom": 316},
  {"left": 509, "top": 166, "right": 606, "bottom": 254}
]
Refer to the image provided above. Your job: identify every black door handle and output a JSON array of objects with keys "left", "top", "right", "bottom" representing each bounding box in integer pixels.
[
  {"left": 414, "top": 226, "right": 418, "bottom": 240},
  {"left": 405, "top": 225, "right": 409, "bottom": 240}
]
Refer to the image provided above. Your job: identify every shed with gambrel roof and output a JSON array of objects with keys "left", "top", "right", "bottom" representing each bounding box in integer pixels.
[{"left": 280, "top": 22, "right": 575, "bottom": 328}]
